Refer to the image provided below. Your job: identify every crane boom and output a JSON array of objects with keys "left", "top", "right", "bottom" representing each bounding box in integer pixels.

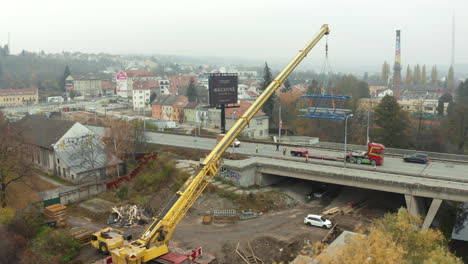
[{"left": 110, "top": 24, "right": 330, "bottom": 264}]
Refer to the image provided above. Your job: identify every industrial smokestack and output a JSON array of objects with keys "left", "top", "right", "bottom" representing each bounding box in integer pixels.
[{"left": 393, "top": 30, "right": 401, "bottom": 100}]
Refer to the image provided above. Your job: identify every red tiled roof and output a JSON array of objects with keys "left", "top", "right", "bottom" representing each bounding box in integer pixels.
[
  {"left": 226, "top": 100, "right": 264, "bottom": 118},
  {"left": 133, "top": 80, "right": 159, "bottom": 90},
  {"left": 173, "top": 95, "right": 188, "bottom": 108},
  {"left": 184, "top": 102, "right": 198, "bottom": 109},
  {"left": 101, "top": 81, "right": 116, "bottom": 90},
  {"left": 126, "top": 70, "right": 155, "bottom": 78},
  {"left": 0, "top": 88, "right": 38, "bottom": 96},
  {"left": 169, "top": 75, "right": 197, "bottom": 89}
]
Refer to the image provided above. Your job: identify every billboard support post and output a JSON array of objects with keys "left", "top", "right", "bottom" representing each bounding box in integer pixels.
[{"left": 220, "top": 104, "right": 226, "bottom": 134}]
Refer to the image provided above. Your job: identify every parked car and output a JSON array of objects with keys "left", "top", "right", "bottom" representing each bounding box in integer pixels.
[
  {"left": 403, "top": 153, "right": 430, "bottom": 164},
  {"left": 304, "top": 214, "right": 332, "bottom": 228}
]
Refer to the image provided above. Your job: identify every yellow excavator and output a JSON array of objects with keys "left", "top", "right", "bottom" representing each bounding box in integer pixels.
[{"left": 92, "top": 24, "right": 330, "bottom": 264}]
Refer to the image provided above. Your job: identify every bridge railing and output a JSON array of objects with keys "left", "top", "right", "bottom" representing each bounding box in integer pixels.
[{"left": 312, "top": 141, "right": 468, "bottom": 163}]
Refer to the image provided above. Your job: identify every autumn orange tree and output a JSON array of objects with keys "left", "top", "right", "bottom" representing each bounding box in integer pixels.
[
  {"left": 0, "top": 112, "right": 33, "bottom": 208},
  {"left": 302, "top": 209, "right": 462, "bottom": 264}
]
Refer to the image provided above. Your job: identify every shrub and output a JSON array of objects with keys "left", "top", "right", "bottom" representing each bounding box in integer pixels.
[
  {"left": 0, "top": 207, "right": 15, "bottom": 226},
  {"left": 115, "top": 185, "right": 129, "bottom": 200},
  {"left": 31, "top": 227, "right": 80, "bottom": 262}
]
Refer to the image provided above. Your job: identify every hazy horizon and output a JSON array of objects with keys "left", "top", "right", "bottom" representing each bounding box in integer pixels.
[{"left": 1, "top": 0, "right": 467, "bottom": 73}]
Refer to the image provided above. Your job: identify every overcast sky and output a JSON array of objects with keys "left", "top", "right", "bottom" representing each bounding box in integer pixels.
[{"left": 1, "top": 0, "right": 467, "bottom": 72}]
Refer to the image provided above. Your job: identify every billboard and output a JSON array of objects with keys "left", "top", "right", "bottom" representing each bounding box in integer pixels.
[
  {"left": 116, "top": 71, "right": 128, "bottom": 98},
  {"left": 208, "top": 73, "right": 238, "bottom": 105}
]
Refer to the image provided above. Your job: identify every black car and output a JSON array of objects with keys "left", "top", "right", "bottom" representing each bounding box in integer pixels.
[{"left": 403, "top": 153, "right": 430, "bottom": 164}]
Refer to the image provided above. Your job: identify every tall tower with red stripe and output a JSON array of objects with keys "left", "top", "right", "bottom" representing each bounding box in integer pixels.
[{"left": 393, "top": 30, "right": 401, "bottom": 100}]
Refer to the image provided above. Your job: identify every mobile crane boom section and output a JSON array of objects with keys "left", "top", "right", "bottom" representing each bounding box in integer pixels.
[{"left": 110, "top": 24, "right": 330, "bottom": 264}]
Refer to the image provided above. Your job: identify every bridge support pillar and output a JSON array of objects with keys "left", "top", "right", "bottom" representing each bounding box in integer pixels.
[
  {"left": 405, "top": 194, "right": 425, "bottom": 216},
  {"left": 405, "top": 194, "right": 442, "bottom": 229},
  {"left": 422, "top": 198, "right": 442, "bottom": 230}
]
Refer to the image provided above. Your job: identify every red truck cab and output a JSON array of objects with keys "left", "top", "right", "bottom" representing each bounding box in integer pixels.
[{"left": 346, "top": 142, "right": 385, "bottom": 166}]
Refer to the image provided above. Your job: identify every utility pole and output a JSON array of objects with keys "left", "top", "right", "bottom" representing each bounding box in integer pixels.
[
  {"left": 344, "top": 114, "right": 353, "bottom": 168},
  {"left": 366, "top": 111, "right": 370, "bottom": 144},
  {"left": 278, "top": 105, "right": 282, "bottom": 143}
]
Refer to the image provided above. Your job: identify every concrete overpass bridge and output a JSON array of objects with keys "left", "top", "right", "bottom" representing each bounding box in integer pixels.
[
  {"left": 87, "top": 126, "right": 468, "bottom": 229},
  {"left": 222, "top": 157, "right": 468, "bottom": 229}
]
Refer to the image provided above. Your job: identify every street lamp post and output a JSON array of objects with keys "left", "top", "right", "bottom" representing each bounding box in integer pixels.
[{"left": 344, "top": 114, "right": 354, "bottom": 167}]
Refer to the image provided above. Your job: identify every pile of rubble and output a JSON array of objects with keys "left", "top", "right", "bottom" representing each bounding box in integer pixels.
[{"left": 108, "top": 205, "right": 150, "bottom": 227}]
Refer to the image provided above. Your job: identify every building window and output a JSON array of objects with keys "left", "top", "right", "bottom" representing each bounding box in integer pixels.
[
  {"left": 57, "top": 158, "right": 60, "bottom": 164},
  {"left": 256, "top": 119, "right": 263, "bottom": 126}
]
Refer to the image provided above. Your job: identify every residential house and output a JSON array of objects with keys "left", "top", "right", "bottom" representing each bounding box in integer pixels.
[
  {"left": 208, "top": 99, "right": 269, "bottom": 138},
  {"left": 132, "top": 80, "right": 155, "bottom": 111},
  {"left": 17, "top": 115, "right": 123, "bottom": 184},
  {"left": 151, "top": 95, "right": 170, "bottom": 119},
  {"left": 161, "top": 95, "right": 179, "bottom": 120},
  {"left": 126, "top": 70, "right": 158, "bottom": 97},
  {"left": 159, "top": 80, "right": 173, "bottom": 95},
  {"left": 101, "top": 81, "right": 116, "bottom": 95},
  {"left": 73, "top": 78, "right": 102, "bottom": 97},
  {"left": 401, "top": 84, "right": 451, "bottom": 100},
  {"left": 366, "top": 80, "right": 388, "bottom": 97},
  {"left": 0, "top": 88, "right": 38, "bottom": 106},
  {"left": 183, "top": 102, "right": 199, "bottom": 123},
  {"left": 172, "top": 95, "right": 189, "bottom": 122},
  {"left": 65, "top": 75, "right": 74, "bottom": 92},
  {"left": 377, "top": 89, "right": 393, "bottom": 98}
]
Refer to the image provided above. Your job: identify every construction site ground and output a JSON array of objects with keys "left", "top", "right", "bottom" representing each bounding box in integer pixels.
[{"left": 71, "top": 177, "right": 406, "bottom": 264}]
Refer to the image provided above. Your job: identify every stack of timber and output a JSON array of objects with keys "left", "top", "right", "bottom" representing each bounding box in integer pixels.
[
  {"left": 213, "top": 209, "right": 238, "bottom": 224},
  {"left": 71, "top": 228, "right": 94, "bottom": 244},
  {"left": 44, "top": 204, "right": 68, "bottom": 226}
]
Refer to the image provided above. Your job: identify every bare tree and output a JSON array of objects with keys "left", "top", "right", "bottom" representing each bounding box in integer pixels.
[
  {"left": 72, "top": 133, "right": 104, "bottom": 171},
  {"left": 0, "top": 113, "right": 33, "bottom": 208}
]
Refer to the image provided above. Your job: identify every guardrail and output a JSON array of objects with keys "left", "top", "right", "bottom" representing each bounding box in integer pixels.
[
  {"left": 87, "top": 124, "right": 468, "bottom": 163},
  {"left": 312, "top": 142, "right": 468, "bottom": 163}
]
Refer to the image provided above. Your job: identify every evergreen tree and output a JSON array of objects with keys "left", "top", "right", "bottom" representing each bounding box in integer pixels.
[
  {"left": 260, "top": 62, "right": 275, "bottom": 123},
  {"left": 374, "top": 95, "right": 410, "bottom": 148},
  {"left": 437, "top": 93, "right": 453, "bottom": 116},
  {"left": 60, "top": 65, "right": 71, "bottom": 92},
  {"left": 307, "top": 79, "right": 320, "bottom": 94},
  {"left": 421, "top": 65, "right": 426, "bottom": 84},
  {"left": 381, "top": 61, "right": 390, "bottom": 81},
  {"left": 414, "top": 64, "right": 421, "bottom": 84},
  {"left": 445, "top": 80, "right": 468, "bottom": 153},
  {"left": 281, "top": 78, "right": 292, "bottom": 93},
  {"left": 431, "top": 65, "right": 438, "bottom": 84},
  {"left": 447, "top": 66, "right": 455, "bottom": 90},
  {"left": 405, "top": 65, "right": 413, "bottom": 85},
  {"left": 186, "top": 77, "right": 197, "bottom": 102}
]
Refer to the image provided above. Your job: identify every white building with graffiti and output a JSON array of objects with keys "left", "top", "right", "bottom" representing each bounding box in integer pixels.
[{"left": 18, "top": 115, "right": 123, "bottom": 184}]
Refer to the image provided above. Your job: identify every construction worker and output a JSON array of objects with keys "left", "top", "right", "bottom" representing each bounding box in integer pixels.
[
  {"left": 256, "top": 144, "right": 259, "bottom": 153},
  {"left": 283, "top": 147, "right": 287, "bottom": 156}
]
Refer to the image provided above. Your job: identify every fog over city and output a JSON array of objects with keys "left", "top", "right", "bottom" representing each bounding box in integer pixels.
[{"left": 1, "top": 0, "right": 467, "bottom": 71}]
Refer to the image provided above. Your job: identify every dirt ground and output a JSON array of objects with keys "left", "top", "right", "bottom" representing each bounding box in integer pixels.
[{"left": 71, "top": 180, "right": 404, "bottom": 264}]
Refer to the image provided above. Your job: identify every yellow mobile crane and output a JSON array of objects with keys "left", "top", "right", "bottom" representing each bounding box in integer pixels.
[{"left": 100, "top": 24, "right": 330, "bottom": 264}]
